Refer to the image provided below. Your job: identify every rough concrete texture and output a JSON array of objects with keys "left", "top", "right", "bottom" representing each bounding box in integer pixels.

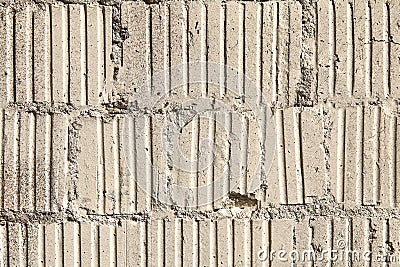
[{"left": 0, "top": 0, "right": 399, "bottom": 266}]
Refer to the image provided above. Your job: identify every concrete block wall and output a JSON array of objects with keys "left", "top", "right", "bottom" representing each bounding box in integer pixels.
[{"left": 0, "top": 0, "right": 399, "bottom": 265}]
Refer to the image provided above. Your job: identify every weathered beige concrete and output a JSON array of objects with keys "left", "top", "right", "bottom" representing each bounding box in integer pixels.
[
  {"left": 0, "top": 0, "right": 399, "bottom": 265},
  {"left": 0, "top": 217, "right": 399, "bottom": 265}
]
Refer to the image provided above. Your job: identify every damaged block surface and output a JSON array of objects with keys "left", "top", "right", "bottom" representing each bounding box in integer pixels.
[{"left": 0, "top": 0, "right": 399, "bottom": 265}]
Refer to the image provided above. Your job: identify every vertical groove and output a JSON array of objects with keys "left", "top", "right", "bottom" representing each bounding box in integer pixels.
[
  {"left": 28, "top": 113, "right": 36, "bottom": 210},
  {"left": 163, "top": 220, "right": 166, "bottom": 266},
  {"left": 0, "top": 224, "right": 4, "bottom": 266},
  {"left": 174, "top": 220, "right": 179, "bottom": 266},
  {"left": 26, "top": 6, "right": 33, "bottom": 102},
  {"left": 183, "top": 3, "right": 189, "bottom": 96},
  {"left": 201, "top": 2, "right": 208, "bottom": 97},
  {"left": 383, "top": 219, "right": 389, "bottom": 267},
  {"left": 276, "top": 109, "right": 287, "bottom": 204},
  {"left": 49, "top": 6, "right": 53, "bottom": 102},
  {"left": 14, "top": 112, "right": 20, "bottom": 209},
  {"left": 97, "top": 7, "right": 103, "bottom": 105},
  {"left": 102, "top": 7, "right": 107, "bottom": 94},
  {"left": 6, "top": 223, "right": 9, "bottom": 267},
  {"left": 75, "top": 223, "right": 81, "bottom": 267},
  {"left": 113, "top": 119, "right": 120, "bottom": 213},
  {"left": 346, "top": 218, "right": 352, "bottom": 267},
  {"left": 144, "top": 222, "right": 149, "bottom": 267},
  {"left": 272, "top": 2, "right": 278, "bottom": 102},
  {"left": 24, "top": 224, "right": 29, "bottom": 267},
  {"left": 124, "top": 222, "right": 128, "bottom": 267},
  {"left": 210, "top": 221, "right": 214, "bottom": 266},
  {"left": 286, "top": 2, "right": 291, "bottom": 106},
  {"left": 225, "top": 219, "right": 234, "bottom": 266},
  {"left": 337, "top": 108, "right": 346, "bottom": 203},
  {"left": 56, "top": 223, "right": 63, "bottom": 267},
  {"left": 238, "top": 3, "right": 245, "bottom": 97},
  {"left": 44, "top": 5, "right": 51, "bottom": 102},
  {"left": 250, "top": 221, "right": 255, "bottom": 266},
  {"left": 80, "top": 6, "right": 86, "bottom": 105},
  {"left": 164, "top": 3, "right": 173, "bottom": 209},
  {"left": 12, "top": 9, "right": 16, "bottom": 103},
  {"left": 365, "top": 2, "right": 372, "bottom": 98},
  {"left": 63, "top": 5, "right": 68, "bottom": 103},
  {"left": 164, "top": 4, "right": 171, "bottom": 96},
  {"left": 208, "top": 220, "right": 215, "bottom": 266},
  {"left": 145, "top": 6, "right": 153, "bottom": 210},
  {"left": 31, "top": 8, "right": 35, "bottom": 103},
  {"left": 220, "top": 2, "right": 226, "bottom": 98},
  {"left": 328, "top": 0, "right": 336, "bottom": 97},
  {"left": 76, "top": 6, "right": 87, "bottom": 106},
  {"left": 38, "top": 225, "right": 44, "bottom": 267},
  {"left": 193, "top": 220, "right": 198, "bottom": 266},
  {"left": 347, "top": 2, "right": 354, "bottom": 97},
  {"left": 267, "top": 220, "right": 272, "bottom": 267},
  {"left": 84, "top": 5, "right": 88, "bottom": 105},
  {"left": 389, "top": 117, "right": 397, "bottom": 207},
  {"left": 18, "top": 224, "right": 24, "bottom": 267},
  {"left": 314, "top": 1, "right": 319, "bottom": 102},
  {"left": 93, "top": 224, "right": 98, "bottom": 267},
  {"left": 221, "top": 1, "right": 229, "bottom": 200},
  {"left": 214, "top": 221, "right": 218, "bottom": 266},
  {"left": 232, "top": 220, "right": 235, "bottom": 266},
  {"left": 49, "top": 115, "right": 54, "bottom": 211},
  {"left": 247, "top": 221, "right": 251, "bottom": 266},
  {"left": 372, "top": 107, "right": 381, "bottom": 204},
  {"left": 191, "top": 116, "right": 199, "bottom": 208},
  {"left": 157, "top": 220, "right": 163, "bottom": 266},
  {"left": 225, "top": 112, "right": 232, "bottom": 195},
  {"left": 383, "top": 2, "right": 390, "bottom": 97},
  {"left": 44, "top": 115, "right": 51, "bottom": 210},
  {"left": 327, "top": 218, "right": 333, "bottom": 267},
  {"left": 32, "top": 114, "right": 38, "bottom": 210},
  {"left": 356, "top": 106, "right": 364, "bottom": 205},
  {"left": 0, "top": 110, "right": 4, "bottom": 207},
  {"left": 290, "top": 225, "right": 295, "bottom": 267},
  {"left": 145, "top": 116, "right": 153, "bottom": 210},
  {"left": 111, "top": 226, "right": 116, "bottom": 267},
  {"left": 240, "top": 117, "right": 249, "bottom": 194},
  {"left": 67, "top": 6, "right": 71, "bottom": 104},
  {"left": 129, "top": 117, "right": 137, "bottom": 212},
  {"left": 119, "top": 6, "right": 123, "bottom": 67},
  {"left": 97, "top": 118, "right": 105, "bottom": 213},
  {"left": 293, "top": 109, "right": 304, "bottom": 203},
  {"left": 228, "top": 220, "right": 233, "bottom": 267},
  {"left": 207, "top": 114, "right": 216, "bottom": 208},
  {"left": 6, "top": 7, "right": 13, "bottom": 103},
  {"left": 256, "top": 3, "right": 263, "bottom": 106}
]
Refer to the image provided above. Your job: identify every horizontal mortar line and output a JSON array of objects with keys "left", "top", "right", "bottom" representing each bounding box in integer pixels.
[
  {"left": 1, "top": 203, "right": 400, "bottom": 224},
  {"left": 0, "top": 211, "right": 149, "bottom": 224},
  {"left": 1, "top": 99, "right": 400, "bottom": 116},
  {"left": 180, "top": 205, "right": 400, "bottom": 220},
  {"left": 0, "top": 0, "right": 309, "bottom": 8}
]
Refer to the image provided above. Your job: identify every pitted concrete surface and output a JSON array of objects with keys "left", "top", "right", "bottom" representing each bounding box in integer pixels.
[{"left": 0, "top": 0, "right": 399, "bottom": 266}]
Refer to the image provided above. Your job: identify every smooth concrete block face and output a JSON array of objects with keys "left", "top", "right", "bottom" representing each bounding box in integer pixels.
[{"left": 0, "top": 0, "right": 399, "bottom": 265}]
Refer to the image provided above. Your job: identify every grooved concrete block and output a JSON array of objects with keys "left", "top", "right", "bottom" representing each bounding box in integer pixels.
[
  {"left": 0, "top": 217, "right": 398, "bottom": 265},
  {"left": 0, "top": 0, "right": 399, "bottom": 265},
  {"left": 0, "top": 4, "right": 114, "bottom": 106}
]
